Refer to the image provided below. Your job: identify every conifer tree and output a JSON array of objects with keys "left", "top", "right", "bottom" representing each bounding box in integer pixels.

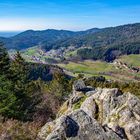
[
  {"left": 9, "top": 52, "right": 41, "bottom": 121},
  {"left": 0, "top": 43, "right": 10, "bottom": 76},
  {"left": 0, "top": 75, "right": 16, "bottom": 119},
  {"left": 0, "top": 44, "right": 17, "bottom": 119},
  {"left": 48, "top": 72, "right": 71, "bottom": 101}
]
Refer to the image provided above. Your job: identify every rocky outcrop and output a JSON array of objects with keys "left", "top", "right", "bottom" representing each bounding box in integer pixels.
[{"left": 38, "top": 80, "right": 140, "bottom": 140}]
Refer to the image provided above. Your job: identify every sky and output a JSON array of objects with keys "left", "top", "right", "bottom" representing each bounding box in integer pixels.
[{"left": 0, "top": 0, "right": 140, "bottom": 31}]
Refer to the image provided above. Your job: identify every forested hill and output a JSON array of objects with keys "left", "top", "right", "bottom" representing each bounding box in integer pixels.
[
  {"left": 60, "top": 23, "right": 140, "bottom": 62},
  {"left": 0, "top": 44, "right": 71, "bottom": 122},
  {"left": 37, "top": 23, "right": 140, "bottom": 62},
  {"left": 61, "top": 23, "right": 140, "bottom": 48},
  {"left": 0, "top": 29, "right": 77, "bottom": 50},
  {"left": 0, "top": 23, "right": 139, "bottom": 51},
  {"left": 0, "top": 28, "right": 100, "bottom": 50}
]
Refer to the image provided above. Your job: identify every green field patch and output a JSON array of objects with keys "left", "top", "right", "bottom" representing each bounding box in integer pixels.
[
  {"left": 119, "top": 54, "right": 140, "bottom": 67},
  {"left": 58, "top": 60, "right": 115, "bottom": 76}
]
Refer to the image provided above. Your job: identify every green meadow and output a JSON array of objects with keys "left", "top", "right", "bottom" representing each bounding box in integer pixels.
[
  {"left": 119, "top": 54, "right": 140, "bottom": 67},
  {"left": 58, "top": 59, "right": 140, "bottom": 82}
]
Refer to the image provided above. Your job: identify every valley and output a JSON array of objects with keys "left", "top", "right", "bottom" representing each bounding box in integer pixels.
[
  {"left": 9, "top": 47, "right": 140, "bottom": 82},
  {"left": 6, "top": 22, "right": 140, "bottom": 82}
]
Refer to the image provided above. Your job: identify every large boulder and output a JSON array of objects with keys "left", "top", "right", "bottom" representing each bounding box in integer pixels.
[
  {"left": 45, "top": 110, "right": 108, "bottom": 140},
  {"left": 73, "top": 79, "right": 86, "bottom": 92},
  {"left": 80, "top": 96, "right": 98, "bottom": 119},
  {"left": 73, "top": 79, "right": 93, "bottom": 93},
  {"left": 38, "top": 81, "right": 140, "bottom": 140},
  {"left": 46, "top": 115, "right": 79, "bottom": 140}
]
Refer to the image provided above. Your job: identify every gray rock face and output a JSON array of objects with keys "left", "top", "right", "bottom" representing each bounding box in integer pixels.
[
  {"left": 45, "top": 115, "right": 79, "bottom": 140},
  {"left": 73, "top": 79, "right": 86, "bottom": 92},
  {"left": 73, "top": 80, "right": 94, "bottom": 93},
  {"left": 125, "top": 123, "right": 140, "bottom": 140},
  {"left": 46, "top": 110, "right": 108, "bottom": 140},
  {"left": 80, "top": 96, "right": 97, "bottom": 119},
  {"left": 38, "top": 81, "right": 140, "bottom": 140}
]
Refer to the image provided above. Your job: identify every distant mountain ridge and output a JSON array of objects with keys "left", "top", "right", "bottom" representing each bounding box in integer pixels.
[
  {"left": 0, "top": 28, "right": 100, "bottom": 50},
  {"left": 44, "top": 23, "right": 140, "bottom": 50},
  {"left": 0, "top": 29, "right": 77, "bottom": 50},
  {"left": 0, "top": 31, "right": 20, "bottom": 37},
  {"left": 1, "top": 23, "right": 140, "bottom": 62},
  {"left": 0, "top": 23, "right": 139, "bottom": 51}
]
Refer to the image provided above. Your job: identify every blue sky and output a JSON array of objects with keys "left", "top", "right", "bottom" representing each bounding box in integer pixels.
[{"left": 0, "top": 0, "right": 140, "bottom": 31}]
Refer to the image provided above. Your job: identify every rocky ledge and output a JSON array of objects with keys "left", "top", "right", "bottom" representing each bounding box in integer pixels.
[{"left": 38, "top": 79, "right": 140, "bottom": 140}]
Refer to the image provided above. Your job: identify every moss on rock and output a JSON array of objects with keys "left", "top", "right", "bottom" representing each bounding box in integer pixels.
[{"left": 73, "top": 95, "right": 87, "bottom": 110}]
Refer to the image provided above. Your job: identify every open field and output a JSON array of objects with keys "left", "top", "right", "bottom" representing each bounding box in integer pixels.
[
  {"left": 58, "top": 60, "right": 114, "bottom": 74},
  {"left": 58, "top": 59, "right": 140, "bottom": 82},
  {"left": 119, "top": 54, "right": 140, "bottom": 67}
]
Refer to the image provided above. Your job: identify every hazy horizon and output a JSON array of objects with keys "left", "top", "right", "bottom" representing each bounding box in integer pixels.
[{"left": 0, "top": 22, "right": 139, "bottom": 33}]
